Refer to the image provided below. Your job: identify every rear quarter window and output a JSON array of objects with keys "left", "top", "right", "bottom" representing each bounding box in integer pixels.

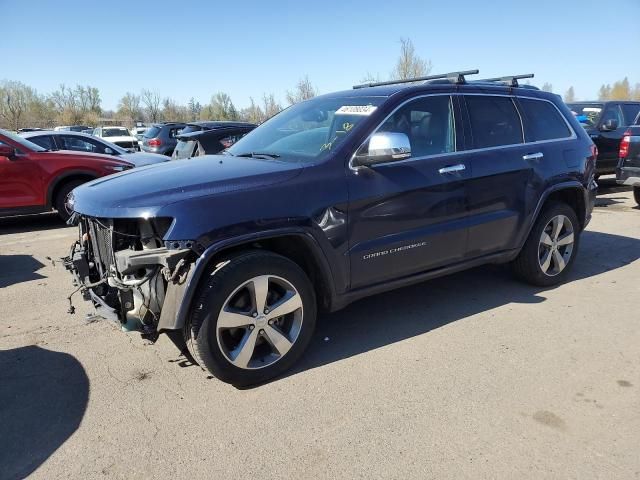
[
  {"left": 518, "top": 98, "right": 572, "bottom": 142},
  {"left": 465, "top": 96, "right": 523, "bottom": 149}
]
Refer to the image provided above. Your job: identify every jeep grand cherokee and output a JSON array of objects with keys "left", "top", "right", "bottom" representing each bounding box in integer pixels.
[{"left": 64, "top": 70, "right": 597, "bottom": 386}]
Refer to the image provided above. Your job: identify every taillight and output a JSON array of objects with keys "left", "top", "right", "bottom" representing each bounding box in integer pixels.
[
  {"left": 619, "top": 130, "right": 631, "bottom": 158},
  {"left": 591, "top": 144, "right": 598, "bottom": 159},
  {"left": 148, "top": 138, "right": 162, "bottom": 147}
]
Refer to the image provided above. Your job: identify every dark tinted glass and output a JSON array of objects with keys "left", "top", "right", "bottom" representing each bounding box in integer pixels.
[
  {"left": 27, "top": 135, "right": 55, "bottom": 150},
  {"left": 465, "top": 96, "right": 523, "bottom": 149},
  {"left": 144, "top": 126, "right": 161, "bottom": 138},
  {"left": 375, "top": 95, "right": 455, "bottom": 157},
  {"left": 620, "top": 104, "right": 640, "bottom": 125},
  {"left": 519, "top": 98, "right": 572, "bottom": 141}
]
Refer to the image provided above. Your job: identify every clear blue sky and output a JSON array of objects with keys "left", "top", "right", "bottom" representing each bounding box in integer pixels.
[{"left": 2, "top": 0, "right": 639, "bottom": 110}]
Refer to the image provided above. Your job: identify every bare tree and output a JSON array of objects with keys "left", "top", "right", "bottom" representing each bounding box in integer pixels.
[
  {"left": 598, "top": 84, "right": 611, "bottom": 101},
  {"left": 262, "top": 93, "right": 283, "bottom": 120},
  {"left": 541, "top": 82, "right": 553, "bottom": 93},
  {"left": 610, "top": 77, "right": 631, "bottom": 100},
  {"left": 117, "top": 92, "right": 142, "bottom": 125},
  {"left": 141, "top": 89, "right": 162, "bottom": 122},
  {"left": 286, "top": 76, "right": 317, "bottom": 105},
  {"left": 201, "top": 92, "right": 239, "bottom": 120},
  {"left": 391, "top": 38, "right": 432, "bottom": 80},
  {"left": 0, "top": 81, "right": 28, "bottom": 130},
  {"left": 564, "top": 86, "right": 576, "bottom": 103},
  {"left": 240, "top": 97, "right": 264, "bottom": 124}
]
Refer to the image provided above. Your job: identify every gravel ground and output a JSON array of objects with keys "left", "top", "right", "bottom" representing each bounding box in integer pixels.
[{"left": 1, "top": 178, "right": 639, "bottom": 480}]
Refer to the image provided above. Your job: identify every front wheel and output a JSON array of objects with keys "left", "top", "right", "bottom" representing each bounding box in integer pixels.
[
  {"left": 54, "top": 179, "right": 86, "bottom": 221},
  {"left": 186, "top": 251, "right": 317, "bottom": 386},
  {"left": 512, "top": 202, "right": 580, "bottom": 287}
]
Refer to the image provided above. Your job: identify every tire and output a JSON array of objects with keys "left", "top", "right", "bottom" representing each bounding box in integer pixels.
[
  {"left": 634, "top": 186, "right": 640, "bottom": 206},
  {"left": 512, "top": 202, "right": 580, "bottom": 287},
  {"left": 186, "top": 250, "right": 317, "bottom": 386},
  {"left": 54, "top": 179, "right": 87, "bottom": 221}
]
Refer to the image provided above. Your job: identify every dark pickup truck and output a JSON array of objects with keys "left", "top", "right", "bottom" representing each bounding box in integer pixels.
[
  {"left": 568, "top": 101, "right": 640, "bottom": 176},
  {"left": 616, "top": 124, "right": 640, "bottom": 205}
]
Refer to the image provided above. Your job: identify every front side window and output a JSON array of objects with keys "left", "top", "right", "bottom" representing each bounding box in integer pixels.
[
  {"left": 58, "top": 135, "right": 99, "bottom": 153},
  {"left": 226, "top": 95, "right": 386, "bottom": 163},
  {"left": 600, "top": 104, "right": 623, "bottom": 127},
  {"left": 518, "top": 98, "right": 572, "bottom": 141},
  {"left": 465, "top": 96, "right": 523, "bottom": 149},
  {"left": 567, "top": 103, "right": 603, "bottom": 128},
  {"left": 372, "top": 95, "right": 455, "bottom": 157}
]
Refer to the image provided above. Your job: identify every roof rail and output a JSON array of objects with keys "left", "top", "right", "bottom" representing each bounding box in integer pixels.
[
  {"left": 477, "top": 74, "right": 534, "bottom": 87},
  {"left": 352, "top": 69, "right": 479, "bottom": 89}
]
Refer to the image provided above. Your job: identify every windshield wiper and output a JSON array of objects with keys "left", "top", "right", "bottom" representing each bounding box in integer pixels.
[{"left": 235, "top": 152, "right": 281, "bottom": 159}]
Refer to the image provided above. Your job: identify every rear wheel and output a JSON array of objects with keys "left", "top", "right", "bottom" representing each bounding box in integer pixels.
[
  {"left": 54, "top": 179, "right": 86, "bottom": 221},
  {"left": 512, "top": 202, "right": 580, "bottom": 287},
  {"left": 186, "top": 251, "right": 316, "bottom": 386},
  {"left": 634, "top": 186, "right": 640, "bottom": 206}
]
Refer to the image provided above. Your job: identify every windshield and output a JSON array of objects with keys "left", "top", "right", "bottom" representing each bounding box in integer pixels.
[
  {"left": 103, "top": 127, "right": 131, "bottom": 137},
  {"left": 567, "top": 103, "right": 603, "bottom": 128},
  {"left": 226, "top": 96, "right": 386, "bottom": 162},
  {"left": 0, "top": 128, "right": 47, "bottom": 152}
]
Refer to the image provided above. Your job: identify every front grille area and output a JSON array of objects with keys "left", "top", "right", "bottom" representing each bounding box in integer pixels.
[
  {"left": 86, "top": 218, "right": 115, "bottom": 277},
  {"left": 115, "top": 141, "right": 135, "bottom": 149}
]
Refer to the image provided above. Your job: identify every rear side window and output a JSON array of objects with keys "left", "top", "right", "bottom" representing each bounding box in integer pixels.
[
  {"left": 27, "top": 135, "right": 55, "bottom": 150},
  {"left": 144, "top": 126, "right": 161, "bottom": 138},
  {"left": 465, "top": 96, "right": 523, "bottom": 149},
  {"left": 620, "top": 104, "right": 640, "bottom": 125},
  {"left": 518, "top": 98, "right": 572, "bottom": 141}
]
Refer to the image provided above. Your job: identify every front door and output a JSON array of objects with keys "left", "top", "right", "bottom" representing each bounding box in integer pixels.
[{"left": 347, "top": 94, "right": 470, "bottom": 289}]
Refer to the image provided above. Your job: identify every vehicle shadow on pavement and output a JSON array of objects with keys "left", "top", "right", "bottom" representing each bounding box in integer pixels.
[
  {"left": 279, "top": 230, "right": 640, "bottom": 384},
  {"left": 0, "top": 213, "right": 68, "bottom": 235},
  {"left": 0, "top": 346, "right": 89, "bottom": 480},
  {"left": 0, "top": 255, "right": 46, "bottom": 288}
]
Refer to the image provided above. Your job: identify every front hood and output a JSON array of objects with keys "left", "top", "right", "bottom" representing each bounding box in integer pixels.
[
  {"left": 120, "top": 151, "right": 169, "bottom": 167},
  {"left": 71, "top": 155, "right": 303, "bottom": 218}
]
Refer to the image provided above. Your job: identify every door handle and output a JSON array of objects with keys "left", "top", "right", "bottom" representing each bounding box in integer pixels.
[
  {"left": 523, "top": 152, "right": 544, "bottom": 161},
  {"left": 438, "top": 164, "right": 466, "bottom": 174}
]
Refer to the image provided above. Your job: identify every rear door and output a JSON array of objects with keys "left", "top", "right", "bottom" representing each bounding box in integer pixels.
[
  {"left": 461, "top": 94, "right": 534, "bottom": 257},
  {"left": 347, "top": 94, "right": 470, "bottom": 288}
]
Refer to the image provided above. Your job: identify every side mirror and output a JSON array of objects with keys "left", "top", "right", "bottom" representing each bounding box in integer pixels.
[
  {"left": 601, "top": 119, "right": 619, "bottom": 131},
  {"left": 0, "top": 144, "right": 16, "bottom": 159},
  {"left": 352, "top": 132, "right": 411, "bottom": 167},
  {"left": 104, "top": 147, "right": 114, "bottom": 155}
]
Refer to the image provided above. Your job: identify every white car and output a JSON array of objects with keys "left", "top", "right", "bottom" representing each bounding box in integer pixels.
[
  {"left": 93, "top": 126, "right": 140, "bottom": 151},
  {"left": 131, "top": 126, "right": 148, "bottom": 148}
]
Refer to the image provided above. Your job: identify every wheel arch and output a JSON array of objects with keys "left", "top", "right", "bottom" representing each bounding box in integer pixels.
[
  {"left": 161, "top": 229, "right": 336, "bottom": 333},
  {"left": 47, "top": 170, "right": 97, "bottom": 208},
  {"left": 519, "top": 181, "right": 588, "bottom": 249}
]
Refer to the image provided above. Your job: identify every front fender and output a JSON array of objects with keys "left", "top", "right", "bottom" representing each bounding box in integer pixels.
[{"left": 157, "top": 227, "right": 336, "bottom": 332}]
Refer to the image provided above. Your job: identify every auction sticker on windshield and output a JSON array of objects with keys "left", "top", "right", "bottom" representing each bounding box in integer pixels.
[{"left": 336, "top": 105, "right": 377, "bottom": 115}]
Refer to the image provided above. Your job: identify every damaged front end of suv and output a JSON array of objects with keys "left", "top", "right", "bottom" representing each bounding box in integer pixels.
[{"left": 64, "top": 214, "right": 194, "bottom": 336}]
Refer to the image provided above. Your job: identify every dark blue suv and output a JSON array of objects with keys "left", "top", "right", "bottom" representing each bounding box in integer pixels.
[{"left": 64, "top": 71, "right": 597, "bottom": 386}]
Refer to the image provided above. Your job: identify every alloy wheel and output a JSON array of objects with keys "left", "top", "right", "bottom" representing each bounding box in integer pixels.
[
  {"left": 216, "top": 275, "right": 304, "bottom": 370},
  {"left": 538, "top": 214, "right": 575, "bottom": 276}
]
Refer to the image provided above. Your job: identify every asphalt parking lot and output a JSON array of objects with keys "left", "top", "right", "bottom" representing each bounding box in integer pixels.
[{"left": 1, "top": 178, "right": 639, "bottom": 480}]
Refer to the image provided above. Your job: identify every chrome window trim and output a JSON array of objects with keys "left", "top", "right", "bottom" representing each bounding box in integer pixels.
[{"left": 349, "top": 92, "right": 577, "bottom": 171}]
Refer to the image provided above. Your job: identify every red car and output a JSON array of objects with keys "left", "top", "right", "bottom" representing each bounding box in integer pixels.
[{"left": 0, "top": 128, "right": 133, "bottom": 220}]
